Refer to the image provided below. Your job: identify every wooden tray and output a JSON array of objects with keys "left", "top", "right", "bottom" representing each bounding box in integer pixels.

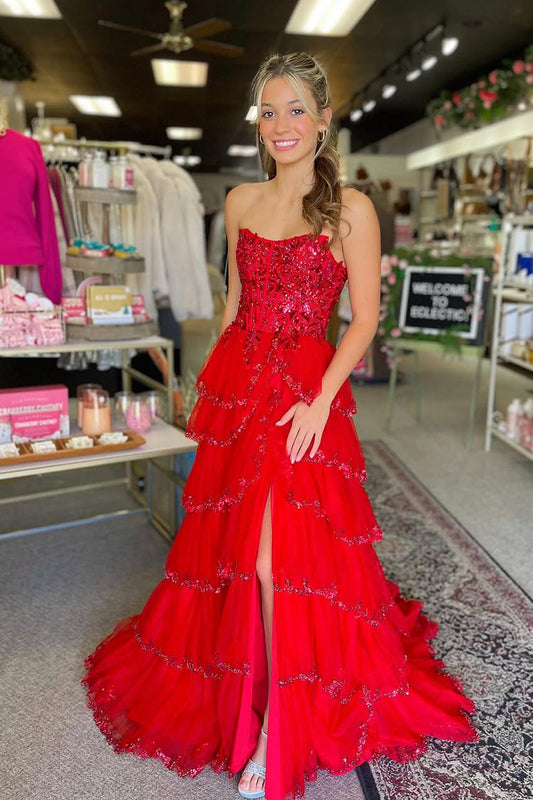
[
  {"left": 0, "top": 430, "right": 146, "bottom": 466},
  {"left": 66, "top": 320, "right": 158, "bottom": 341}
]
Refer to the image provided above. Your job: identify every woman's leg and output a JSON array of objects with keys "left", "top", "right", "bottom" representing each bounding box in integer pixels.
[{"left": 238, "top": 486, "right": 273, "bottom": 794}]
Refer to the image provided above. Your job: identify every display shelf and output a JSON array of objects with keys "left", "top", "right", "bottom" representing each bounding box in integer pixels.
[
  {"left": 0, "top": 334, "right": 169, "bottom": 357},
  {"left": 0, "top": 420, "right": 192, "bottom": 480},
  {"left": 66, "top": 253, "right": 145, "bottom": 274},
  {"left": 485, "top": 214, "right": 533, "bottom": 456},
  {"left": 490, "top": 424, "right": 533, "bottom": 462},
  {"left": 74, "top": 186, "right": 137, "bottom": 205},
  {"left": 497, "top": 351, "right": 533, "bottom": 373}
]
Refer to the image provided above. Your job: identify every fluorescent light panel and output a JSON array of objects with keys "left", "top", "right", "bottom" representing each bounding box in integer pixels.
[
  {"left": 228, "top": 145, "right": 257, "bottom": 157},
  {"left": 0, "top": 0, "right": 61, "bottom": 17},
  {"left": 285, "top": 0, "right": 377, "bottom": 36},
  {"left": 152, "top": 59, "right": 208, "bottom": 87},
  {"left": 69, "top": 95, "right": 121, "bottom": 117},
  {"left": 166, "top": 126, "right": 202, "bottom": 140}
]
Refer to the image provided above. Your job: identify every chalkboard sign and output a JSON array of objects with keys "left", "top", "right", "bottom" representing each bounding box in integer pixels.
[{"left": 398, "top": 266, "right": 487, "bottom": 345}]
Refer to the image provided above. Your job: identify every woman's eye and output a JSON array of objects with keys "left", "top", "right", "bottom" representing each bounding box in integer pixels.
[
  {"left": 262, "top": 111, "right": 274, "bottom": 118},
  {"left": 291, "top": 108, "right": 304, "bottom": 115}
]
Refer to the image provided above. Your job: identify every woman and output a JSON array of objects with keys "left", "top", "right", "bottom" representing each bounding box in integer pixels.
[{"left": 82, "top": 52, "right": 478, "bottom": 800}]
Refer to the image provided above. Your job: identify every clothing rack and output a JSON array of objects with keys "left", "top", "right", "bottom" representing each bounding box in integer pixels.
[{"left": 34, "top": 137, "right": 172, "bottom": 158}]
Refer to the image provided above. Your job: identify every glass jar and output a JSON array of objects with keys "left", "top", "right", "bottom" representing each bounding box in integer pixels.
[
  {"left": 82, "top": 389, "right": 112, "bottom": 436},
  {"left": 76, "top": 383, "right": 102, "bottom": 428},
  {"left": 125, "top": 397, "right": 152, "bottom": 433}
]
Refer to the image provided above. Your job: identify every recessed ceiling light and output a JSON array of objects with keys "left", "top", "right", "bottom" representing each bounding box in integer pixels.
[
  {"left": 0, "top": 0, "right": 61, "bottom": 17},
  {"left": 382, "top": 84, "right": 397, "bottom": 99},
  {"left": 350, "top": 108, "right": 363, "bottom": 122},
  {"left": 166, "top": 127, "right": 202, "bottom": 140},
  {"left": 406, "top": 68, "right": 421, "bottom": 82},
  {"left": 69, "top": 95, "right": 121, "bottom": 117},
  {"left": 285, "top": 0, "right": 377, "bottom": 37},
  {"left": 442, "top": 37, "right": 459, "bottom": 56},
  {"left": 362, "top": 99, "right": 376, "bottom": 112},
  {"left": 228, "top": 145, "right": 258, "bottom": 157},
  {"left": 246, "top": 105, "right": 258, "bottom": 122},
  {"left": 152, "top": 59, "right": 208, "bottom": 87},
  {"left": 422, "top": 54, "right": 437, "bottom": 70},
  {"left": 174, "top": 155, "right": 201, "bottom": 167}
]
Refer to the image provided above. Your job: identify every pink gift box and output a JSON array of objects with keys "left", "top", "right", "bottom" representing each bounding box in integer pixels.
[{"left": 0, "top": 385, "right": 70, "bottom": 443}]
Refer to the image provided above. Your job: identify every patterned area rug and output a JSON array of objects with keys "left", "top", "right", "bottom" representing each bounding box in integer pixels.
[{"left": 362, "top": 442, "right": 533, "bottom": 800}]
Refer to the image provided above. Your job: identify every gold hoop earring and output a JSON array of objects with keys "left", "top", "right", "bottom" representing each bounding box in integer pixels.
[
  {"left": 259, "top": 133, "right": 264, "bottom": 145},
  {"left": 318, "top": 129, "right": 326, "bottom": 143}
]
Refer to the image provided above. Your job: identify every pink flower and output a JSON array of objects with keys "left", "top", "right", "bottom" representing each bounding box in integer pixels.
[
  {"left": 444, "top": 100, "right": 452, "bottom": 110},
  {"left": 381, "top": 255, "right": 391, "bottom": 276},
  {"left": 478, "top": 80, "right": 486, "bottom": 88},
  {"left": 526, "top": 75, "right": 533, "bottom": 85},
  {"left": 464, "top": 294, "right": 471, "bottom": 303},
  {"left": 489, "top": 70, "right": 499, "bottom": 85},
  {"left": 479, "top": 89, "right": 498, "bottom": 105},
  {"left": 377, "top": 327, "right": 385, "bottom": 336},
  {"left": 390, "top": 327, "right": 402, "bottom": 338},
  {"left": 512, "top": 60, "right": 525, "bottom": 75},
  {"left": 414, "top": 254, "right": 421, "bottom": 263},
  {"left": 466, "top": 111, "right": 475, "bottom": 119},
  {"left": 453, "top": 91, "right": 462, "bottom": 105},
  {"left": 399, "top": 258, "right": 407, "bottom": 270},
  {"left": 526, "top": 62, "right": 533, "bottom": 72},
  {"left": 483, "top": 101, "right": 492, "bottom": 109},
  {"left": 387, "top": 273, "right": 397, "bottom": 285},
  {"left": 390, "top": 255, "right": 399, "bottom": 267},
  {"left": 434, "top": 114, "right": 444, "bottom": 127}
]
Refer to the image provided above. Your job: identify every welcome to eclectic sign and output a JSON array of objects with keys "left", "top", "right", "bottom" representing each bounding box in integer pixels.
[{"left": 398, "top": 266, "right": 486, "bottom": 344}]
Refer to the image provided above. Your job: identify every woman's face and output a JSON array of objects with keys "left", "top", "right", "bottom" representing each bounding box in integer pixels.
[{"left": 259, "top": 77, "right": 326, "bottom": 165}]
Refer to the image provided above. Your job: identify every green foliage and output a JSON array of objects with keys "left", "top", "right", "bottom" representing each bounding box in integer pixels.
[
  {"left": 427, "top": 43, "right": 533, "bottom": 131},
  {"left": 0, "top": 40, "right": 33, "bottom": 82},
  {"left": 378, "top": 247, "right": 493, "bottom": 358}
]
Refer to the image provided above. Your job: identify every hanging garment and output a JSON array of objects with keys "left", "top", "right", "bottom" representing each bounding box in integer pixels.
[
  {"left": 0, "top": 130, "right": 62, "bottom": 303},
  {"left": 82, "top": 228, "right": 478, "bottom": 800},
  {"left": 158, "top": 161, "right": 213, "bottom": 319},
  {"left": 136, "top": 158, "right": 199, "bottom": 321}
]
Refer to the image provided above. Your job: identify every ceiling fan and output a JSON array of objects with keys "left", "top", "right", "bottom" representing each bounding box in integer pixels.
[{"left": 98, "top": 0, "right": 244, "bottom": 59}]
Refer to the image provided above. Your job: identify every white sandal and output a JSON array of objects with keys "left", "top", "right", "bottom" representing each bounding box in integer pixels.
[{"left": 238, "top": 728, "right": 267, "bottom": 799}]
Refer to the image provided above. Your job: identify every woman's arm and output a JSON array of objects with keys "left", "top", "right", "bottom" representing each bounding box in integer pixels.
[{"left": 319, "top": 187, "right": 382, "bottom": 404}]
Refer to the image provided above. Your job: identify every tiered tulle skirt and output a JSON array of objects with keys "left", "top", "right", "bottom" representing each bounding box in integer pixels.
[{"left": 82, "top": 322, "right": 478, "bottom": 800}]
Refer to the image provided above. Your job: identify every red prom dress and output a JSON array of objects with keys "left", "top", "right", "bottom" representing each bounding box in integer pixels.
[{"left": 82, "top": 227, "right": 478, "bottom": 800}]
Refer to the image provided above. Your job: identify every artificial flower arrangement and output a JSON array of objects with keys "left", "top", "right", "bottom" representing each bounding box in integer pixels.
[
  {"left": 378, "top": 248, "right": 493, "bottom": 366},
  {"left": 427, "top": 43, "right": 533, "bottom": 132}
]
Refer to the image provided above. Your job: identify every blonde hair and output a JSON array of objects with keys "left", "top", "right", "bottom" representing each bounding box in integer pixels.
[{"left": 251, "top": 52, "right": 343, "bottom": 242}]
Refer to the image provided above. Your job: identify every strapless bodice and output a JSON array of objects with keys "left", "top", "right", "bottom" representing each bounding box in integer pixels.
[{"left": 233, "top": 227, "right": 347, "bottom": 340}]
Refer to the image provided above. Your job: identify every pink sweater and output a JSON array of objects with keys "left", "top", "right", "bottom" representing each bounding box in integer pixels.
[{"left": 0, "top": 129, "right": 62, "bottom": 303}]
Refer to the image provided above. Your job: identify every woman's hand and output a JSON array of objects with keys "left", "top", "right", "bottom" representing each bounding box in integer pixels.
[{"left": 275, "top": 395, "right": 331, "bottom": 463}]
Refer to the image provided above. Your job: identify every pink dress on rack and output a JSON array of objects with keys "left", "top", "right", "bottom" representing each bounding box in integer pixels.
[
  {"left": 0, "top": 129, "right": 62, "bottom": 303},
  {"left": 82, "top": 227, "right": 478, "bottom": 800}
]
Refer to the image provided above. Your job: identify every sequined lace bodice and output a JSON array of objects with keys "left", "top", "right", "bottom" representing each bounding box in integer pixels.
[{"left": 234, "top": 227, "right": 347, "bottom": 339}]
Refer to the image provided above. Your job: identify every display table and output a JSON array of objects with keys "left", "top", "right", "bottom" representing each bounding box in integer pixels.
[{"left": 0, "top": 420, "right": 197, "bottom": 540}]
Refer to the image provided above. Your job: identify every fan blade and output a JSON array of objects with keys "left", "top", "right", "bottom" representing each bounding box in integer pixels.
[
  {"left": 183, "top": 18, "right": 231, "bottom": 40},
  {"left": 98, "top": 20, "right": 164, "bottom": 41},
  {"left": 193, "top": 39, "right": 244, "bottom": 58},
  {"left": 131, "top": 42, "right": 168, "bottom": 56}
]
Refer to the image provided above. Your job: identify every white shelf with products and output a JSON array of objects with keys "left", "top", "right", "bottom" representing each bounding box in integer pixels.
[
  {"left": 485, "top": 214, "right": 533, "bottom": 459},
  {"left": 0, "top": 336, "right": 188, "bottom": 540}
]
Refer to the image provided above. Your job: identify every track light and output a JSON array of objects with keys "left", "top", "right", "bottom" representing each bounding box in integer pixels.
[
  {"left": 382, "top": 84, "right": 397, "bottom": 99},
  {"left": 350, "top": 108, "right": 363, "bottom": 122},
  {"left": 442, "top": 36, "right": 459, "bottom": 56},
  {"left": 422, "top": 53, "right": 437, "bottom": 70},
  {"left": 362, "top": 98, "right": 376, "bottom": 112},
  {"left": 406, "top": 67, "right": 421, "bottom": 82}
]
